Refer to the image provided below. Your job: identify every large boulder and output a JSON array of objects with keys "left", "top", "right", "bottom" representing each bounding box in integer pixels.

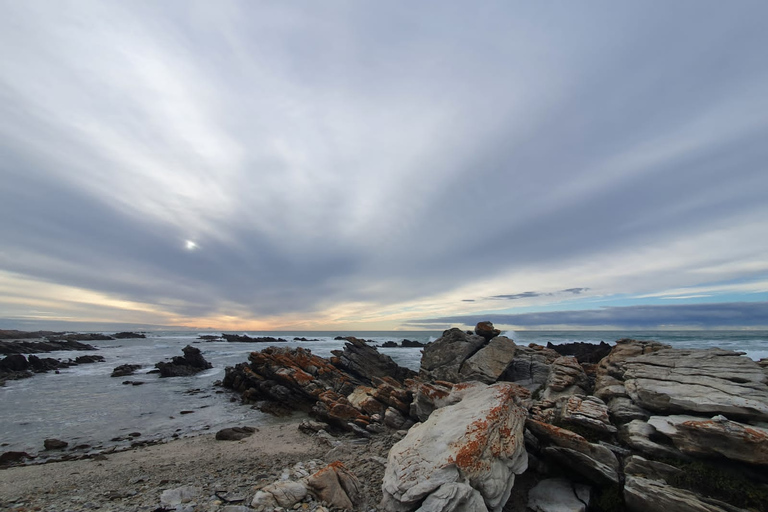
[
  {"left": 499, "top": 344, "right": 560, "bottom": 392},
  {"left": 381, "top": 382, "right": 529, "bottom": 512},
  {"left": 155, "top": 345, "right": 212, "bottom": 377},
  {"left": 541, "top": 356, "right": 589, "bottom": 400},
  {"left": 459, "top": 336, "right": 517, "bottom": 384},
  {"left": 419, "top": 328, "right": 487, "bottom": 382},
  {"left": 647, "top": 415, "right": 768, "bottom": 466},
  {"left": 474, "top": 321, "right": 501, "bottom": 341},
  {"left": 527, "top": 478, "right": 591, "bottom": 512},
  {"left": 332, "top": 338, "right": 416, "bottom": 384}
]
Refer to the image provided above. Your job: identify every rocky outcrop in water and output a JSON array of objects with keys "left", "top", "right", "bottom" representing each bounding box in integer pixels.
[
  {"left": 0, "top": 352, "right": 105, "bottom": 385},
  {"left": 112, "top": 332, "right": 146, "bottom": 339},
  {"left": 222, "top": 334, "right": 287, "bottom": 343},
  {"left": 155, "top": 345, "right": 212, "bottom": 377}
]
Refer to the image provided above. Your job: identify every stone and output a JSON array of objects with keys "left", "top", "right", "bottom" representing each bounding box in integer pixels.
[
  {"left": 111, "top": 364, "right": 142, "bottom": 377},
  {"left": 623, "top": 455, "right": 682, "bottom": 482},
  {"left": 160, "top": 485, "right": 200, "bottom": 506},
  {"left": 215, "top": 426, "right": 256, "bottom": 441},
  {"left": 251, "top": 490, "right": 278, "bottom": 511},
  {"left": 0, "top": 451, "right": 32, "bottom": 466},
  {"left": 559, "top": 395, "right": 617, "bottom": 434},
  {"left": 474, "top": 321, "right": 501, "bottom": 341},
  {"left": 331, "top": 338, "right": 416, "bottom": 384},
  {"left": 499, "top": 345, "right": 559, "bottom": 391},
  {"left": 381, "top": 382, "right": 529, "bottom": 512},
  {"left": 527, "top": 478, "right": 591, "bottom": 512},
  {"left": 542, "top": 356, "right": 589, "bottom": 400},
  {"left": 348, "top": 386, "right": 387, "bottom": 416},
  {"left": 419, "top": 328, "right": 487, "bottom": 382},
  {"left": 526, "top": 420, "right": 620, "bottom": 484},
  {"left": 618, "top": 420, "right": 683, "bottom": 460},
  {"left": 261, "top": 480, "right": 308, "bottom": 508},
  {"left": 384, "top": 407, "right": 407, "bottom": 429},
  {"left": 647, "top": 415, "right": 768, "bottom": 465},
  {"left": 624, "top": 475, "right": 740, "bottom": 512},
  {"left": 607, "top": 397, "right": 649, "bottom": 424},
  {"left": 458, "top": 336, "right": 517, "bottom": 384},
  {"left": 155, "top": 345, "right": 212, "bottom": 377},
  {"left": 547, "top": 341, "right": 613, "bottom": 364},
  {"left": 417, "top": 482, "right": 488, "bottom": 512},
  {"left": 410, "top": 381, "right": 454, "bottom": 422},
  {"left": 306, "top": 461, "right": 361, "bottom": 510},
  {"left": 43, "top": 438, "right": 68, "bottom": 450}
]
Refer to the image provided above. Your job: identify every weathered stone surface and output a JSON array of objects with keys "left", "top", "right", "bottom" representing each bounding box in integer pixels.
[
  {"left": 459, "top": 336, "right": 516, "bottom": 384},
  {"left": 607, "top": 397, "right": 649, "bottom": 423},
  {"left": 560, "top": 395, "right": 616, "bottom": 434},
  {"left": 409, "top": 381, "right": 454, "bottom": 422},
  {"left": 474, "top": 321, "right": 501, "bottom": 341},
  {"left": 381, "top": 382, "right": 529, "bottom": 512},
  {"left": 160, "top": 485, "right": 200, "bottom": 506},
  {"left": 111, "top": 364, "right": 142, "bottom": 378},
  {"left": 624, "top": 475, "right": 743, "bottom": 512},
  {"left": 499, "top": 344, "right": 559, "bottom": 391},
  {"left": 542, "top": 356, "right": 589, "bottom": 400},
  {"left": 43, "top": 438, "right": 68, "bottom": 450},
  {"left": 306, "top": 461, "right": 361, "bottom": 510},
  {"left": 527, "top": 478, "right": 591, "bottom": 512},
  {"left": 419, "top": 328, "right": 487, "bottom": 383},
  {"left": 648, "top": 415, "right": 768, "bottom": 465},
  {"left": 348, "top": 386, "right": 387, "bottom": 416},
  {"left": 417, "top": 482, "right": 488, "bottom": 512},
  {"left": 261, "top": 480, "right": 308, "bottom": 508},
  {"left": 332, "top": 338, "right": 416, "bottom": 384},
  {"left": 618, "top": 420, "right": 684, "bottom": 460},
  {"left": 548, "top": 341, "right": 613, "bottom": 364},
  {"left": 155, "top": 345, "right": 212, "bottom": 377},
  {"left": 623, "top": 455, "right": 682, "bottom": 482},
  {"left": 526, "top": 420, "right": 620, "bottom": 484}
]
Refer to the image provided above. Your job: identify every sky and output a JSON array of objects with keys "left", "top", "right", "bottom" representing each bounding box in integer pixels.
[{"left": 1, "top": 1, "right": 767, "bottom": 332}]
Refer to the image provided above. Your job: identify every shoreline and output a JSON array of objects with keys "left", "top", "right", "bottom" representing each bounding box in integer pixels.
[{"left": 0, "top": 418, "right": 332, "bottom": 511}]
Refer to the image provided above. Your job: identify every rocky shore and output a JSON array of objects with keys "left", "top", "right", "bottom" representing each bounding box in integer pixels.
[{"left": 2, "top": 324, "right": 767, "bottom": 511}]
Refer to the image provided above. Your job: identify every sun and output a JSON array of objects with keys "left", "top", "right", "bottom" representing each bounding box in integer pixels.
[{"left": 185, "top": 240, "right": 198, "bottom": 251}]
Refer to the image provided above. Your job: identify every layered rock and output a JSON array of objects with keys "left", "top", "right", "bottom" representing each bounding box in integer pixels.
[
  {"left": 332, "top": 338, "right": 416, "bottom": 384},
  {"left": 381, "top": 382, "right": 529, "bottom": 512},
  {"left": 419, "top": 328, "right": 487, "bottom": 382},
  {"left": 458, "top": 336, "right": 517, "bottom": 384}
]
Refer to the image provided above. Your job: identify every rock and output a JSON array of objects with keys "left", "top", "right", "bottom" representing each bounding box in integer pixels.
[
  {"left": 618, "top": 420, "right": 684, "bottom": 460},
  {"left": 499, "top": 344, "right": 560, "bottom": 391},
  {"left": 0, "top": 354, "right": 29, "bottom": 372},
  {"left": 160, "top": 485, "right": 200, "bottom": 506},
  {"left": 73, "top": 355, "right": 104, "bottom": 364},
  {"left": 624, "top": 475, "right": 740, "bottom": 512},
  {"left": 0, "top": 451, "right": 32, "bottom": 466},
  {"left": 547, "top": 341, "right": 613, "bottom": 364},
  {"left": 331, "top": 338, "right": 416, "bottom": 384},
  {"left": 542, "top": 356, "right": 589, "bottom": 400},
  {"left": 624, "top": 455, "right": 683, "bottom": 482},
  {"left": 381, "top": 341, "right": 399, "bottom": 348},
  {"left": 215, "top": 426, "right": 256, "bottom": 441},
  {"left": 155, "top": 345, "right": 212, "bottom": 377},
  {"left": 251, "top": 490, "right": 278, "bottom": 511},
  {"left": 111, "top": 364, "right": 142, "bottom": 377},
  {"left": 474, "top": 321, "right": 501, "bottom": 341},
  {"left": 458, "top": 336, "right": 517, "bottom": 384},
  {"left": 417, "top": 482, "right": 487, "bottom": 512},
  {"left": 222, "top": 334, "right": 287, "bottom": 342},
  {"left": 0, "top": 337, "right": 98, "bottom": 355},
  {"left": 43, "top": 438, "right": 68, "bottom": 450},
  {"left": 559, "top": 395, "right": 617, "bottom": 434},
  {"left": 112, "top": 332, "right": 146, "bottom": 339},
  {"left": 261, "top": 480, "right": 308, "bottom": 508},
  {"left": 526, "top": 420, "right": 620, "bottom": 484},
  {"left": 381, "top": 382, "right": 529, "bottom": 512},
  {"left": 527, "top": 478, "right": 591, "bottom": 512},
  {"left": 607, "top": 397, "right": 649, "bottom": 424},
  {"left": 306, "top": 461, "right": 361, "bottom": 510},
  {"left": 298, "top": 420, "right": 330, "bottom": 434},
  {"left": 383, "top": 407, "right": 407, "bottom": 429},
  {"left": 647, "top": 415, "right": 768, "bottom": 465},
  {"left": 419, "top": 328, "right": 487, "bottom": 382},
  {"left": 410, "top": 381, "right": 454, "bottom": 422},
  {"left": 348, "top": 386, "right": 387, "bottom": 416},
  {"left": 401, "top": 339, "right": 426, "bottom": 348}
]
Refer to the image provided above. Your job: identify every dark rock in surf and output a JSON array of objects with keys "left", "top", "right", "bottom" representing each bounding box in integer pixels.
[
  {"left": 222, "top": 334, "right": 287, "bottom": 343},
  {"left": 112, "top": 364, "right": 142, "bottom": 377},
  {"left": 44, "top": 438, "right": 69, "bottom": 450},
  {"left": 215, "top": 426, "right": 256, "bottom": 441},
  {"left": 112, "top": 332, "right": 146, "bottom": 339},
  {"left": 155, "top": 345, "right": 212, "bottom": 377}
]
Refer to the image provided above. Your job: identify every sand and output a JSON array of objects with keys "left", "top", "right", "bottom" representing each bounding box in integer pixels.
[{"left": 0, "top": 419, "right": 378, "bottom": 511}]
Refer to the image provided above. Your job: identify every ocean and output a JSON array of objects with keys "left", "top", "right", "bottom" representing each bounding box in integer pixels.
[{"left": 1, "top": 329, "right": 766, "bottom": 457}]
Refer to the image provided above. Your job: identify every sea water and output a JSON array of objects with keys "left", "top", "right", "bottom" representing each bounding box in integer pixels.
[{"left": 1, "top": 329, "right": 766, "bottom": 455}]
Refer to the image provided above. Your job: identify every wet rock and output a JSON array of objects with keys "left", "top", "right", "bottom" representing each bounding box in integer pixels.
[
  {"left": 111, "top": 364, "right": 142, "bottom": 377},
  {"left": 222, "top": 333, "right": 287, "bottom": 343},
  {"left": 215, "top": 426, "right": 256, "bottom": 441},
  {"left": 155, "top": 345, "right": 212, "bottom": 377},
  {"left": 527, "top": 478, "right": 591, "bottom": 512},
  {"left": 474, "top": 321, "right": 501, "bottom": 341},
  {"left": 458, "top": 336, "right": 517, "bottom": 384},
  {"left": 0, "top": 451, "right": 32, "bottom": 466},
  {"left": 112, "top": 332, "right": 146, "bottom": 339},
  {"left": 419, "top": 328, "right": 486, "bottom": 382},
  {"left": 401, "top": 339, "right": 426, "bottom": 348},
  {"left": 43, "top": 438, "right": 68, "bottom": 450},
  {"left": 0, "top": 337, "right": 98, "bottom": 355},
  {"left": 647, "top": 414, "right": 768, "bottom": 465},
  {"left": 381, "top": 382, "right": 529, "bottom": 512},
  {"left": 74, "top": 355, "right": 104, "bottom": 364}
]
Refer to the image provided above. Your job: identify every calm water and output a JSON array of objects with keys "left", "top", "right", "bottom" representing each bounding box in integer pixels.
[{"left": 1, "top": 329, "right": 766, "bottom": 455}]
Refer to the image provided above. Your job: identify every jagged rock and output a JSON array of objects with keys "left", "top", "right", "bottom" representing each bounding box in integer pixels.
[
  {"left": 547, "top": 341, "right": 613, "bottom": 364},
  {"left": 401, "top": 339, "right": 426, "bottom": 348},
  {"left": 559, "top": 395, "right": 617, "bottom": 434},
  {"left": 331, "top": 338, "right": 416, "bottom": 384},
  {"left": 260, "top": 480, "right": 308, "bottom": 508},
  {"left": 371, "top": 378, "right": 412, "bottom": 415},
  {"left": 526, "top": 419, "right": 620, "bottom": 484},
  {"left": 0, "top": 338, "right": 98, "bottom": 355},
  {"left": 474, "top": 321, "right": 501, "bottom": 341},
  {"left": 527, "top": 478, "right": 591, "bottom": 512},
  {"left": 542, "top": 356, "right": 589, "bottom": 400},
  {"left": 155, "top": 345, "right": 212, "bottom": 377},
  {"left": 306, "top": 461, "right": 361, "bottom": 510},
  {"left": 499, "top": 344, "right": 560, "bottom": 391},
  {"left": 43, "top": 438, "right": 68, "bottom": 450},
  {"left": 383, "top": 407, "right": 407, "bottom": 429},
  {"left": 112, "top": 332, "right": 146, "bottom": 339},
  {"left": 417, "top": 482, "right": 487, "bottom": 512},
  {"left": 458, "top": 336, "right": 517, "bottom": 384},
  {"left": 419, "top": 328, "right": 487, "bottom": 382},
  {"left": 624, "top": 455, "right": 683, "bottom": 482},
  {"left": 348, "top": 386, "right": 387, "bottom": 416},
  {"left": 618, "top": 420, "right": 684, "bottom": 460},
  {"left": 222, "top": 334, "right": 287, "bottom": 343},
  {"left": 111, "top": 364, "right": 142, "bottom": 377},
  {"left": 298, "top": 420, "right": 330, "bottom": 434},
  {"left": 647, "top": 415, "right": 768, "bottom": 465},
  {"left": 73, "top": 355, "right": 104, "bottom": 364},
  {"left": 607, "top": 397, "right": 649, "bottom": 423},
  {"left": 410, "top": 381, "right": 454, "bottom": 422},
  {"left": 215, "top": 426, "right": 256, "bottom": 441},
  {"left": 624, "top": 475, "right": 743, "bottom": 512},
  {"left": 381, "top": 382, "right": 529, "bottom": 512}
]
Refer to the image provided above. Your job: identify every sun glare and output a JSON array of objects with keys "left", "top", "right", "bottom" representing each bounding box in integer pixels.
[{"left": 185, "top": 240, "right": 198, "bottom": 250}]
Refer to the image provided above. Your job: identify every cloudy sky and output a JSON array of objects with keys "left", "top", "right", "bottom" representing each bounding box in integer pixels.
[{"left": 1, "top": 1, "right": 767, "bottom": 331}]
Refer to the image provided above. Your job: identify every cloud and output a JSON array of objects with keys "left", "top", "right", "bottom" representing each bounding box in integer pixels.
[
  {"left": 0, "top": 2, "right": 767, "bottom": 328},
  {"left": 409, "top": 302, "right": 768, "bottom": 329}
]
